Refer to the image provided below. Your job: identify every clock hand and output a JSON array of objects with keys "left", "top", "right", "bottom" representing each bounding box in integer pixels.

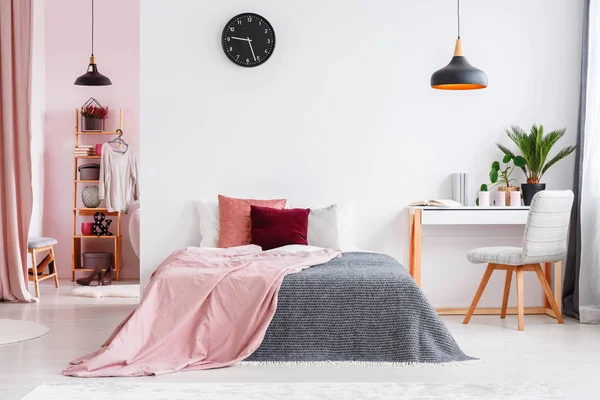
[
  {"left": 247, "top": 37, "right": 257, "bottom": 61},
  {"left": 231, "top": 36, "right": 251, "bottom": 42}
]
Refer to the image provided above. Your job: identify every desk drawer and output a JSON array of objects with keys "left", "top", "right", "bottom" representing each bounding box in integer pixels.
[{"left": 421, "top": 209, "right": 529, "bottom": 225}]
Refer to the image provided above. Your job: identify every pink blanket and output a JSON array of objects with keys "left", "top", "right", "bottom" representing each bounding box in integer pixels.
[{"left": 63, "top": 246, "right": 340, "bottom": 377}]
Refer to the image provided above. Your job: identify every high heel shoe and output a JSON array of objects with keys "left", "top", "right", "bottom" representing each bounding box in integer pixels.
[
  {"left": 76, "top": 266, "right": 102, "bottom": 286},
  {"left": 101, "top": 265, "right": 113, "bottom": 286}
]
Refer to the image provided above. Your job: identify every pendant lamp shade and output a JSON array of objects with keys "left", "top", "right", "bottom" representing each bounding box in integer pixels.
[
  {"left": 431, "top": 0, "right": 487, "bottom": 90},
  {"left": 74, "top": 56, "right": 112, "bottom": 86},
  {"left": 75, "top": 0, "right": 111, "bottom": 86},
  {"left": 430, "top": 39, "right": 487, "bottom": 90}
]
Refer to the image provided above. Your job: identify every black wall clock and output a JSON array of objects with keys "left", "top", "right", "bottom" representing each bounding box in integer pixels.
[{"left": 222, "top": 13, "right": 276, "bottom": 67}]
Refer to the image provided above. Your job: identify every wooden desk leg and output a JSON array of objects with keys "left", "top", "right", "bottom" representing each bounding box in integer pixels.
[
  {"left": 413, "top": 209, "right": 422, "bottom": 287},
  {"left": 544, "top": 262, "right": 551, "bottom": 309}
]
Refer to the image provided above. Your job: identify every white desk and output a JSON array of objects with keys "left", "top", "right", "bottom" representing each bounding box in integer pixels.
[
  {"left": 407, "top": 206, "right": 560, "bottom": 317},
  {"left": 408, "top": 206, "right": 530, "bottom": 287}
]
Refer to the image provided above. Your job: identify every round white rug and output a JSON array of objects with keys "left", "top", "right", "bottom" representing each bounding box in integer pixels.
[{"left": 0, "top": 319, "right": 49, "bottom": 346}]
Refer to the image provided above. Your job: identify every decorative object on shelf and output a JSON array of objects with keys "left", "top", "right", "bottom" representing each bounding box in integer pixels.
[
  {"left": 78, "top": 163, "right": 100, "bottom": 180},
  {"left": 74, "top": 0, "right": 112, "bottom": 86},
  {"left": 95, "top": 143, "right": 103, "bottom": 156},
  {"left": 81, "top": 98, "right": 108, "bottom": 131},
  {"left": 478, "top": 190, "right": 490, "bottom": 207},
  {"left": 81, "top": 222, "right": 94, "bottom": 236},
  {"left": 92, "top": 212, "right": 113, "bottom": 236},
  {"left": 497, "top": 124, "right": 577, "bottom": 205},
  {"left": 510, "top": 191, "right": 521, "bottom": 207},
  {"left": 431, "top": 0, "right": 487, "bottom": 90},
  {"left": 476, "top": 154, "right": 525, "bottom": 206},
  {"left": 222, "top": 13, "right": 275, "bottom": 67},
  {"left": 82, "top": 186, "right": 101, "bottom": 208},
  {"left": 493, "top": 191, "right": 506, "bottom": 207},
  {"left": 451, "top": 173, "right": 469, "bottom": 205}
]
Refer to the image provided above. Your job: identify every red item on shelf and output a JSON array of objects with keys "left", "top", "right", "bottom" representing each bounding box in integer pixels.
[
  {"left": 81, "top": 222, "right": 94, "bottom": 236},
  {"left": 95, "top": 143, "right": 102, "bottom": 156}
]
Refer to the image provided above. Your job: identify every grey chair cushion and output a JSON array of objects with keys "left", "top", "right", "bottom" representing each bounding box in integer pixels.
[
  {"left": 28, "top": 237, "right": 58, "bottom": 249},
  {"left": 467, "top": 246, "right": 525, "bottom": 266}
]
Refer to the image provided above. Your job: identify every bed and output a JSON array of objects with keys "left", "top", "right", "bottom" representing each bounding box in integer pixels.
[{"left": 248, "top": 251, "right": 472, "bottom": 363}]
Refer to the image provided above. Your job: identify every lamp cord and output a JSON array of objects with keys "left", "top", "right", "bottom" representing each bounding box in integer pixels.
[
  {"left": 91, "top": 0, "right": 94, "bottom": 56},
  {"left": 457, "top": 0, "right": 461, "bottom": 39}
]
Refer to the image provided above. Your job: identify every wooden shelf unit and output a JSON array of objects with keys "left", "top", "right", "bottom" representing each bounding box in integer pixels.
[{"left": 71, "top": 108, "right": 124, "bottom": 282}]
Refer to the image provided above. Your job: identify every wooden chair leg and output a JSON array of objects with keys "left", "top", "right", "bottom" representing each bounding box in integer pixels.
[
  {"left": 30, "top": 250, "right": 39, "bottom": 298},
  {"left": 534, "top": 264, "right": 564, "bottom": 324},
  {"left": 554, "top": 260, "right": 563, "bottom": 315},
  {"left": 515, "top": 267, "right": 525, "bottom": 331},
  {"left": 463, "top": 264, "right": 495, "bottom": 324},
  {"left": 50, "top": 246, "right": 59, "bottom": 289},
  {"left": 500, "top": 268, "right": 513, "bottom": 319}
]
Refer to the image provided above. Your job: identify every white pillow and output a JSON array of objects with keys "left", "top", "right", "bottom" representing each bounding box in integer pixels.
[
  {"left": 336, "top": 201, "right": 359, "bottom": 251},
  {"left": 196, "top": 200, "right": 219, "bottom": 247},
  {"left": 294, "top": 201, "right": 359, "bottom": 251},
  {"left": 307, "top": 205, "right": 339, "bottom": 249}
]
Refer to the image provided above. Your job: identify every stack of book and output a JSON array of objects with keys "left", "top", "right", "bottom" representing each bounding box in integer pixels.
[{"left": 74, "top": 145, "right": 95, "bottom": 157}]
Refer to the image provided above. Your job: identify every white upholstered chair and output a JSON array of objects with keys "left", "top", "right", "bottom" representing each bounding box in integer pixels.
[{"left": 463, "top": 190, "right": 574, "bottom": 331}]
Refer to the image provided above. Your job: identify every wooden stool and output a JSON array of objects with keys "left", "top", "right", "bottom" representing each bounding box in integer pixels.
[{"left": 28, "top": 237, "right": 59, "bottom": 297}]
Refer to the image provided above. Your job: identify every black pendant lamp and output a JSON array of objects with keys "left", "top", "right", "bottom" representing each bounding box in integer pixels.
[
  {"left": 431, "top": 0, "right": 487, "bottom": 90},
  {"left": 74, "top": 0, "right": 112, "bottom": 86}
]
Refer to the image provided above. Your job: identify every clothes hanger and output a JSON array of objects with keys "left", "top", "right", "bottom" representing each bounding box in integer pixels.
[{"left": 107, "top": 129, "right": 129, "bottom": 154}]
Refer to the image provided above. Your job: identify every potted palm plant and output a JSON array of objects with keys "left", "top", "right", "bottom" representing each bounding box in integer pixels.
[{"left": 497, "top": 124, "right": 576, "bottom": 205}]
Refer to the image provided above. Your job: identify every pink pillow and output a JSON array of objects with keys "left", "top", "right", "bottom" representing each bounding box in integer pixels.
[
  {"left": 250, "top": 206, "right": 310, "bottom": 250},
  {"left": 218, "top": 195, "right": 287, "bottom": 248}
]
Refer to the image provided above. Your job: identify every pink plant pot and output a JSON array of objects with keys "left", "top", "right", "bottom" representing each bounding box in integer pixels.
[
  {"left": 95, "top": 143, "right": 102, "bottom": 156},
  {"left": 81, "top": 222, "right": 94, "bottom": 236}
]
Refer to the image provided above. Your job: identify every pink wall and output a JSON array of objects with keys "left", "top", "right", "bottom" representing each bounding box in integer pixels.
[{"left": 43, "top": 0, "right": 140, "bottom": 279}]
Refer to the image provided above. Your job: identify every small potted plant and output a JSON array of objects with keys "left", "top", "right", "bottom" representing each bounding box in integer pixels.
[
  {"left": 477, "top": 154, "right": 526, "bottom": 206},
  {"left": 497, "top": 124, "right": 576, "bottom": 205},
  {"left": 81, "top": 98, "right": 109, "bottom": 131}
]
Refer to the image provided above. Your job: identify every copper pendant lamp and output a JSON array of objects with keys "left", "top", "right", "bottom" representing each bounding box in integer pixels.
[
  {"left": 431, "top": 0, "right": 487, "bottom": 90},
  {"left": 75, "top": 0, "right": 112, "bottom": 86}
]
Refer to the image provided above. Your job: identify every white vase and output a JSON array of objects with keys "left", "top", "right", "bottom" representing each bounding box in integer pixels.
[
  {"left": 478, "top": 191, "right": 490, "bottom": 207},
  {"left": 494, "top": 191, "right": 506, "bottom": 207},
  {"left": 510, "top": 191, "right": 521, "bottom": 207}
]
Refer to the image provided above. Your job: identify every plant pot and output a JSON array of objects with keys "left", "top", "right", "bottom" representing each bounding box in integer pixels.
[
  {"left": 498, "top": 186, "right": 520, "bottom": 206},
  {"left": 83, "top": 117, "right": 103, "bottom": 131},
  {"left": 521, "top": 183, "right": 546, "bottom": 206},
  {"left": 81, "top": 222, "right": 94, "bottom": 236},
  {"left": 493, "top": 191, "right": 506, "bottom": 207},
  {"left": 478, "top": 191, "right": 490, "bottom": 207}
]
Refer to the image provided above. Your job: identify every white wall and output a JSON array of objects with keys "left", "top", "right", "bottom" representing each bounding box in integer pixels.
[
  {"left": 29, "top": 0, "right": 46, "bottom": 240},
  {"left": 141, "top": 0, "right": 583, "bottom": 307}
]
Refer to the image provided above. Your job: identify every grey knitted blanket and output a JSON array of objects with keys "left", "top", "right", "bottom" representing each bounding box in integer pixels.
[{"left": 247, "top": 252, "right": 473, "bottom": 363}]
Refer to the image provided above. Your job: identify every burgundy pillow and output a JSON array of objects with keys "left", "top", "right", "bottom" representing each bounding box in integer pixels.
[{"left": 250, "top": 205, "right": 310, "bottom": 251}]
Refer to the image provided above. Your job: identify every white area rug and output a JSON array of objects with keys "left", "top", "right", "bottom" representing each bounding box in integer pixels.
[
  {"left": 71, "top": 284, "right": 139, "bottom": 298},
  {"left": 0, "top": 319, "right": 49, "bottom": 346},
  {"left": 21, "top": 382, "right": 565, "bottom": 400}
]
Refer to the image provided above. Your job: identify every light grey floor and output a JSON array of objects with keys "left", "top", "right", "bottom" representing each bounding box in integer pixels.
[{"left": 1, "top": 280, "right": 600, "bottom": 400}]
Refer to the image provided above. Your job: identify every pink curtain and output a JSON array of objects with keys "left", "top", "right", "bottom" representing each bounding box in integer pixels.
[{"left": 0, "top": 0, "right": 35, "bottom": 302}]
